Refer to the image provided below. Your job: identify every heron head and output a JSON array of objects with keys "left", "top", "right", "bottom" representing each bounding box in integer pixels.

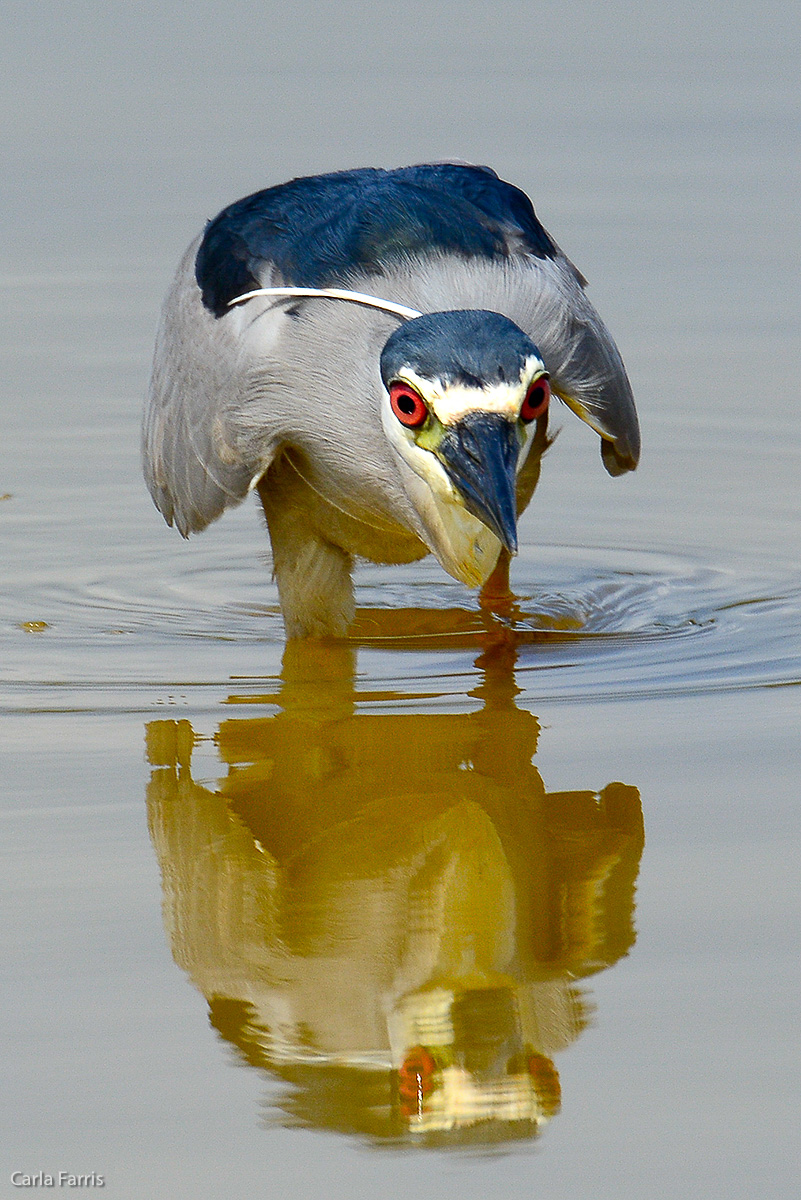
[{"left": 379, "top": 310, "right": 549, "bottom": 587}]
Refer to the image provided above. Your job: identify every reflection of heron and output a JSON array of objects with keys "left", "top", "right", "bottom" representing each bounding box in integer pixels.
[
  {"left": 143, "top": 164, "right": 639, "bottom": 638},
  {"left": 146, "top": 644, "right": 643, "bottom": 1144}
]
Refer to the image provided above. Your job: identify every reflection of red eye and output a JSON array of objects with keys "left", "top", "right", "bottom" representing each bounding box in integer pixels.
[
  {"left": 527, "top": 1052, "right": 561, "bottom": 1117},
  {"left": 389, "top": 382, "right": 429, "bottom": 428},
  {"left": 520, "top": 376, "right": 550, "bottom": 423},
  {"left": 397, "top": 1045, "right": 437, "bottom": 1115}
]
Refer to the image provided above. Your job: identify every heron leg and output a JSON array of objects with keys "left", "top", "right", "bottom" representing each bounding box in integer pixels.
[{"left": 257, "top": 479, "right": 355, "bottom": 639}]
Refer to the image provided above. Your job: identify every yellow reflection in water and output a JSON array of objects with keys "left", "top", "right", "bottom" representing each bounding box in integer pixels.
[{"left": 145, "top": 642, "right": 642, "bottom": 1146}]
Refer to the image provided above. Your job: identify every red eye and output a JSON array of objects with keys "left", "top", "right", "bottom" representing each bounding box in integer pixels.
[
  {"left": 520, "top": 376, "right": 550, "bottom": 423},
  {"left": 389, "top": 382, "right": 429, "bottom": 428}
]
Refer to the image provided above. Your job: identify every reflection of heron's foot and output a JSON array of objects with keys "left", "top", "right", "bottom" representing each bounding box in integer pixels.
[
  {"left": 348, "top": 606, "right": 488, "bottom": 645},
  {"left": 145, "top": 718, "right": 195, "bottom": 772},
  {"left": 474, "top": 630, "right": 520, "bottom": 677},
  {"left": 281, "top": 638, "right": 355, "bottom": 683},
  {"left": 479, "top": 550, "right": 516, "bottom": 617},
  {"left": 475, "top": 620, "right": 522, "bottom": 665}
]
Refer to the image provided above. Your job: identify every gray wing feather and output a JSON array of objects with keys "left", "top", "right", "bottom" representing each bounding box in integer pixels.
[
  {"left": 522, "top": 255, "right": 640, "bottom": 473},
  {"left": 143, "top": 238, "right": 279, "bottom": 536}
]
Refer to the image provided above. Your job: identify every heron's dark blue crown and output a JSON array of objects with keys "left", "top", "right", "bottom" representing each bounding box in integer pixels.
[
  {"left": 380, "top": 310, "right": 542, "bottom": 390},
  {"left": 196, "top": 164, "right": 557, "bottom": 317}
]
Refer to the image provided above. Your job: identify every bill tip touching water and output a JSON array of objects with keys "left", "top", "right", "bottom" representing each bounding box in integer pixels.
[{"left": 143, "top": 163, "right": 639, "bottom": 638}]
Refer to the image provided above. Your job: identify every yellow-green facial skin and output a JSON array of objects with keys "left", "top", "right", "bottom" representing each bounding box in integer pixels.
[{"left": 380, "top": 370, "right": 544, "bottom": 586}]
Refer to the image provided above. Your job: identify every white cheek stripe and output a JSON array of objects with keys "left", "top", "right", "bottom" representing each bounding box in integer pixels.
[{"left": 396, "top": 358, "right": 545, "bottom": 426}]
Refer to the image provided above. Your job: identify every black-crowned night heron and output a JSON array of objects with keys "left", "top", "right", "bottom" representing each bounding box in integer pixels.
[{"left": 144, "top": 163, "right": 639, "bottom": 638}]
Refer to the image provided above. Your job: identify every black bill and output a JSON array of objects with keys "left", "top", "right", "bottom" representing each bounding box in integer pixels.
[{"left": 436, "top": 412, "right": 520, "bottom": 553}]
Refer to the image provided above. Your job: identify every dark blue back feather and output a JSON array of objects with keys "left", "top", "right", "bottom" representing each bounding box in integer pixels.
[{"left": 195, "top": 164, "right": 557, "bottom": 317}]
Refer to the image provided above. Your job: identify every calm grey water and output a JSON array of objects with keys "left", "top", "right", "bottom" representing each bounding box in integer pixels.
[{"left": 2, "top": 3, "right": 800, "bottom": 1198}]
